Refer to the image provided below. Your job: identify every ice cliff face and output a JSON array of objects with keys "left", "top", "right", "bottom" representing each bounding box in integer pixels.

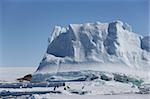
[{"left": 37, "top": 21, "right": 150, "bottom": 72}]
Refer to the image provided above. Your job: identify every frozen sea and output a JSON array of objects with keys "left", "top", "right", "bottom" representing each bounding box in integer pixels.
[
  {"left": 0, "top": 66, "right": 36, "bottom": 82},
  {"left": 0, "top": 66, "right": 150, "bottom": 99}
]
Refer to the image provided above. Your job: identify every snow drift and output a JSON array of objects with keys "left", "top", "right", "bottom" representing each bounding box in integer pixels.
[{"left": 36, "top": 20, "right": 150, "bottom": 73}]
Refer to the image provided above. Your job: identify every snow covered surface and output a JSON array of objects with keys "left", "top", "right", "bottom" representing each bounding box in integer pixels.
[
  {"left": 32, "top": 94, "right": 150, "bottom": 99},
  {"left": 0, "top": 67, "right": 150, "bottom": 98},
  {"left": 0, "top": 66, "right": 36, "bottom": 82}
]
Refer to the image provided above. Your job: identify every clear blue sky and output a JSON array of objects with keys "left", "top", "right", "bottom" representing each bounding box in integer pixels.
[{"left": 0, "top": 0, "right": 149, "bottom": 67}]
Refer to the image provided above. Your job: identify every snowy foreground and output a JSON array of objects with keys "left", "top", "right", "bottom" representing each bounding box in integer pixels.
[{"left": 0, "top": 67, "right": 150, "bottom": 99}]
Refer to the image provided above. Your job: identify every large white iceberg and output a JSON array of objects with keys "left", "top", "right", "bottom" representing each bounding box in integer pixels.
[{"left": 36, "top": 21, "right": 150, "bottom": 73}]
